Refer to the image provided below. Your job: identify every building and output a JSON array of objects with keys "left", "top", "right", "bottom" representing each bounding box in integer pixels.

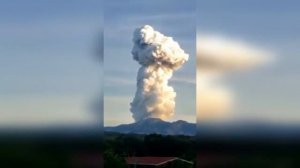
[{"left": 125, "top": 156, "right": 193, "bottom": 168}]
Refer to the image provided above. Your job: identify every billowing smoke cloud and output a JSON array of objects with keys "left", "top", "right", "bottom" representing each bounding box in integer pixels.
[
  {"left": 130, "top": 25, "right": 189, "bottom": 122},
  {"left": 197, "top": 35, "right": 272, "bottom": 121}
]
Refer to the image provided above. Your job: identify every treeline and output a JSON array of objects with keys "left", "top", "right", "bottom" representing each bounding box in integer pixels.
[{"left": 104, "top": 132, "right": 196, "bottom": 167}]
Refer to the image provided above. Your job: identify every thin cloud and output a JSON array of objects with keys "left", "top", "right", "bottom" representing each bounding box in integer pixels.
[{"left": 171, "top": 76, "right": 195, "bottom": 85}]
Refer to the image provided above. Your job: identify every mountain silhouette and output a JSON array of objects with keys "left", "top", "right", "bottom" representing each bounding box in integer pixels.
[{"left": 105, "top": 118, "right": 196, "bottom": 136}]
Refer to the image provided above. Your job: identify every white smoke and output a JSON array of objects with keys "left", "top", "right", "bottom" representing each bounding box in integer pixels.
[
  {"left": 197, "top": 35, "right": 271, "bottom": 71},
  {"left": 197, "top": 35, "right": 272, "bottom": 121},
  {"left": 130, "top": 25, "right": 189, "bottom": 122}
]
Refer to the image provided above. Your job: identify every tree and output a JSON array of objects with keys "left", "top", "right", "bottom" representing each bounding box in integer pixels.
[{"left": 103, "top": 149, "right": 127, "bottom": 168}]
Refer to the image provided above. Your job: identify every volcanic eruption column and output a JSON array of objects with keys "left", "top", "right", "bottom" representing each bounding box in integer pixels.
[{"left": 130, "top": 25, "right": 189, "bottom": 122}]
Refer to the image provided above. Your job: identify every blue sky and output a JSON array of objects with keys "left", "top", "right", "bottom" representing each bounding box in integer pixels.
[
  {"left": 197, "top": 0, "right": 300, "bottom": 123},
  {"left": 2, "top": 0, "right": 299, "bottom": 127},
  {"left": 104, "top": 0, "right": 196, "bottom": 126},
  {"left": 0, "top": 0, "right": 102, "bottom": 127}
]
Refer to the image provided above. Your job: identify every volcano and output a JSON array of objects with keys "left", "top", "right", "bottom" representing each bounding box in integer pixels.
[{"left": 104, "top": 118, "right": 196, "bottom": 136}]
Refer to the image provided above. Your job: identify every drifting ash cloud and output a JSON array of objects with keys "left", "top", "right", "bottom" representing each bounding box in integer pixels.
[
  {"left": 197, "top": 35, "right": 272, "bottom": 71},
  {"left": 130, "top": 25, "right": 189, "bottom": 122},
  {"left": 197, "top": 35, "right": 273, "bottom": 121}
]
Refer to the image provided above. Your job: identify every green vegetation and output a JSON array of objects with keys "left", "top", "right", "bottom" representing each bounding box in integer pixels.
[
  {"left": 104, "top": 149, "right": 127, "bottom": 168},
  {"left": 103, "top": 132, "right": 196, "bottom": 167}
]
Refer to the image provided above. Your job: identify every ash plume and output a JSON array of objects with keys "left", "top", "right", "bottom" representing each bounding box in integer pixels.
[
  {"left": 130, "top": 25, "right": 189, "bottom": 122},
  {"left": 197, "top": 35, "right": 272, "bottom": 121}
]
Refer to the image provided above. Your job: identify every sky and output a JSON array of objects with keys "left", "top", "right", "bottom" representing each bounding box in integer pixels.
[
  {"left": 104, "top": 0, "right": 196, "bottom": 126},
  {"left": 1, "top": 0, "right": 300, "bottom": 128},
  {"left": 0, "top": 0, "right": 102, "bottom": 128},
  {"left": 197, "top": 0, "right": 300, "bottom": 123}
]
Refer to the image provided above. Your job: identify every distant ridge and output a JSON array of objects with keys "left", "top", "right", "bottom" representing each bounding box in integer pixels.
[{"left": 104, "top": 118, "right": 196, "bottom": 136}]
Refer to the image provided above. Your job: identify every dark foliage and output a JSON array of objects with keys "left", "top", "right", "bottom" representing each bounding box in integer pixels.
[{"left": 104, "top": 132, "right": 196, "bottom": 167}]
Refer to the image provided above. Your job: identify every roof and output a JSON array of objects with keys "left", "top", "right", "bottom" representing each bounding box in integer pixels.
[{"left": 125, "top": 157, "right": 192, "bottom": 166}]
